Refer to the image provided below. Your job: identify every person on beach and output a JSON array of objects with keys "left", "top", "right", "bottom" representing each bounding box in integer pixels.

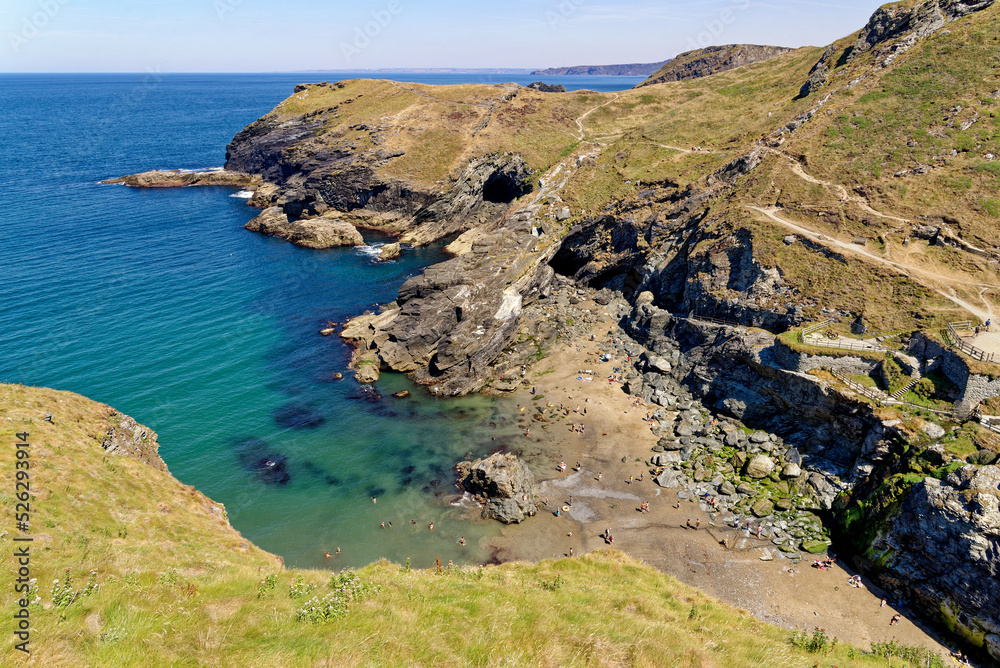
[
  {"left": 325, "top": 551, "right": 330, "bottom": 558},
  {"left": 686, "top": 519, "right": 692, "bottom": 530},
  {"left": 372, "top": 496, "right": 377, "bottom": 504},
  {"left": 429, "top": 522, "right": 434, "bottom": 531},
  {"left": 459, "top": 537, "right": 466, "bottom": 545},
  {"left": 597, "top": 472, "right": 602, "bottom": 481},
  {"left": 381, "top": 522, "right": 385, "bottom": 529},
  {"left": 890, "top": 613, "right": 900, "bottom": 625},
  {"left": 695, "top": 519, "right": 700, "bottom": 530},
  {"left": 336, "top": 547, "right": 340, "bottom": 554}
]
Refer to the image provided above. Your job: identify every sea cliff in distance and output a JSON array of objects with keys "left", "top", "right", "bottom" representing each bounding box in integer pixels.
[{"left": 531, "top": 60, "right": 668, "bottom": 76}]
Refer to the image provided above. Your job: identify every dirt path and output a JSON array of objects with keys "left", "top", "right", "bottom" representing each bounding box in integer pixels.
[
  {"left": 485, "top": 304, "right": 954, "bottom": 658},
  {"left": 772, "top": 149, "right": 910, "bottom": 224},
  {"left": 574, "top": 94, "right": 619, "bottom": 141},
  {"left": 749, "top": 205, "right": 997, "bottom": 321}
]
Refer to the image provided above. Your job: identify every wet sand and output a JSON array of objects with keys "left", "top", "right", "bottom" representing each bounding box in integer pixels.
[{"left": 483, "top": 299, "right": 954, "bottom": 657}]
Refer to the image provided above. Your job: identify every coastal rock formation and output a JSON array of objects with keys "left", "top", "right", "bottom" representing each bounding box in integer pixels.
[
  {"left": 456, "top": 452, "right": 537, "bottom": 523},
  {"left": 637, "top": 44, "right": 794, "bottom": 87},
  {"left": 378, "top": 242, "right": 401, "bottom": 260},
  {"left": 245, "top": 207, "right": 364, "bottom": 248},
  {"left": 526, "top": 82, "right": 567, "bottom": 93},
  {"left": 101, "top": 410, "right": 167, "bottom": 471},
  {"left": 873, "top": 466, "right": 1000, "bottom": 661},
  {"left": 530, "top": 61, "right": 668, "bottom": 76},
  {"left": 103, "top": 168, "right": 254, "bottom": 188},
  {"left": 847, "top": 0, "right": 995, "bottom": 62}
]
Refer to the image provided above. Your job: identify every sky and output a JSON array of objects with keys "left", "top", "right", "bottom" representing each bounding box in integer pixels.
[{"left": 0, "top": 0, "right": 886, "bottom": 73}]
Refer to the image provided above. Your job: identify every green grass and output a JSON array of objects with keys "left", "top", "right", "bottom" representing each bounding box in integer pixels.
[{"left": 0, "top": 383, "right": 946, "bottom": 667}]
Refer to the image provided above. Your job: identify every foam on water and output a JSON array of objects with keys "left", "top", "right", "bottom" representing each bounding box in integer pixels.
[{"left": 231, "top": 189, "right": 255, "bottom": 198}]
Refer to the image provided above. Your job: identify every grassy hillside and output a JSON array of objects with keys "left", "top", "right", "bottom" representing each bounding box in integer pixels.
[{"left": 0, "top": 383, "right": 938, "bottom": 666}]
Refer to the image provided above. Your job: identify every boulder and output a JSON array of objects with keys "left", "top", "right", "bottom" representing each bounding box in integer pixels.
[
  {"left": 655, "top": 470, "right": 683, "bottom": 488},
  {"left": 719, "top": 481, "right": 737, "bottom": 496},
  {"left": 379, "top": 242, "right": 401, "bottom": 261},
  {"left": 745, "top": 454, "right": 775, "bottom": 479},
  {"left": 801, "top": 539, "right": 831, "bottom": 554},
  {"left": 736, "top": 482, "right": 757, "bottom": 496},
  {"left": 749, "top": 431, "right": 770, "bottom": 444},
  {"left": 245, "top": 208, "right": 364, "bottom": 249},
  {"left": 780, "top": 462, "right": 802, "bottom": 479},
  {"left": 457, "top": 452, "right": 537, "bottom": 524},
  {"left": 353, "top": 350, "right": 381, "bottom": 383},
  {"left": 646, "top": 356, "right": 672, "bottom": 373},
  {"left": 751, "top": 499, "right": 774, "bottom": 517}
]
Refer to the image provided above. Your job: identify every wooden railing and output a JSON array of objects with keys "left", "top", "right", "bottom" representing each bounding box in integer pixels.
[
  {"left": 802, "top": 319, "right": 834, "bottom": 337},
  {"left": 946, "top": 321, "right": 995, "bottom": 363},
  {"left": 832, "top": 370, "right": 888, "bottom": 405},
  {"left": 688, "top": 312, "right": 742, "bottom": 328},
  {"left": 808, "top": 337, "right": 888, "bottom": 353}
]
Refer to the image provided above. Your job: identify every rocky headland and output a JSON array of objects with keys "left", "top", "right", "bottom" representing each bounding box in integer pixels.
[{"left": 102, "top": 0, "right": 1000, "bottom": 658}]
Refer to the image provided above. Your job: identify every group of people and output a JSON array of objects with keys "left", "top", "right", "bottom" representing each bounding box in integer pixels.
[{"left": 811, "top": 555, "right": 838, "bottom": 571}]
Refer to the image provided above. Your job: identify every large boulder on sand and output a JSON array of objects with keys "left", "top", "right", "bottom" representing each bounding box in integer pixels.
[
  {"left": 457, "top": 452, "right": 537, "bottom": 523},
  {"left": 245, "top": 207, "right": 364, "bottom": 249}
]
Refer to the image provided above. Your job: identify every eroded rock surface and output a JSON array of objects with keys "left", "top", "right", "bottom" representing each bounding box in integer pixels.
[{"left": 457, "top": 452, "right": 537, "bottom": 524}]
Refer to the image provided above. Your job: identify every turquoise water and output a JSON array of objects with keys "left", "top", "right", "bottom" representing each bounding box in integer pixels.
[{"left": 0, "top": 73, "right": 639, "bottom": 569}]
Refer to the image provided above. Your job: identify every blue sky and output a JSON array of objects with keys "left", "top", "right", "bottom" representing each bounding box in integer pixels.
[{"left": 1, "top": 0, "right": 885, "bottom": 72}]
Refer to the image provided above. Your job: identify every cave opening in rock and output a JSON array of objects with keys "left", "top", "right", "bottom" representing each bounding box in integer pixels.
[{"left": 482, "top": 171, "right": 529, "bottom": 204}]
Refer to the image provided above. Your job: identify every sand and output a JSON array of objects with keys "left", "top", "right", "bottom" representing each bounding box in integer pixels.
[{"left": 483, "top": 298, "right": 954, "bottom": 657}]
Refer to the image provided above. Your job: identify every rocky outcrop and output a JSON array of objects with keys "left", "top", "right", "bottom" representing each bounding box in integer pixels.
[
  {"left": 846, "top": 0, "right": 995, "bottom": 63},
  {"left": 103, "top": 169, "right": 255, "bottom": 188},
  {"left": 797, "top": 44, "right": 838, "bottom": 98},
  {"left": 456, "top": 452, "right": 537, "bottom": 523},
  {"left": 378, "top": 242, "right": 401, "bottom": 261},
  {"left": 637, "top": 45, "right": 794, "bottom": 87},
  {"left": 872, "top": 466, "right": 1000, "bottom": 661},
  {"left": 526, "top": 82, "right": 567, "bottom": 93},
  {"left": 245, "top": 207, "right": 364, "bottom": 248},
  {"left": 101, "top": 410, "right": 167, "bottom": 471}
]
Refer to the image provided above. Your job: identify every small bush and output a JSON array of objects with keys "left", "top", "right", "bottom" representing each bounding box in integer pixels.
[
  {"left": 870, "top": 640, "right": 945, "bottom": 667},
  {"left": 790, "top": 626, "right": 834, "bottom": 653}
]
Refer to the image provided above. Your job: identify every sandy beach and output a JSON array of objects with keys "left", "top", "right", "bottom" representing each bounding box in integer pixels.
[{"left": 483, "top": 296, "right": 954, "bottom": 657}]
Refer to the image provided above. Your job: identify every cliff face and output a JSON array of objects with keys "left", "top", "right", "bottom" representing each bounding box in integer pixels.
[
  {"left": 530, "top": 61, "right": 668, "bottom": 76},
  {"left": 637, "top": 44, "right": 794, "bottom": 87},
  {"left": 873, "top": 467, "right": 1000, "bottom": 660}
]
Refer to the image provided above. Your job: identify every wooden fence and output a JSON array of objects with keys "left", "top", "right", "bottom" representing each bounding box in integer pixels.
[{"left": 946, "top": 321, "right": 995, "bottom": 363}]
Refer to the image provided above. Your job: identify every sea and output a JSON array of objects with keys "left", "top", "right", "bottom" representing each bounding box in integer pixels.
[{"left": 0, "top": 72, "right": 646, "bottom": 569}]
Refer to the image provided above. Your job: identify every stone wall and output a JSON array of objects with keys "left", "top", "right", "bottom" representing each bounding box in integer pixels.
[
  {"left": 767, "top": 340, "right": 879, "bottom": 375},
  {"left": 909, "top": 332, "right": 1000, "bottom": 409}
]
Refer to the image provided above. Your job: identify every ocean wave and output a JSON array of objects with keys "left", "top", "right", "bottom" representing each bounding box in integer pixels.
[
  {"left": 230, "top": 190, "right": 255, "bottom": 199},
  {"left": 355, "top": 244, "right": 383, "bottom": 258}
]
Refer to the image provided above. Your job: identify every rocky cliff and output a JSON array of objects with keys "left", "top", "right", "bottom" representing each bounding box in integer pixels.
[
  {"left": 637, "top": 44, "right": 794, "bottom": 87},
  {"left": 530, "top": 61, "right": 668, "bottom": 76}
]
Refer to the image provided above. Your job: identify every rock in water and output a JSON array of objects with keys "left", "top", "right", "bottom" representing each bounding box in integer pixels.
[
  {"left": 457, "top": 452, "right": 537, "bottom": 523},
  {"left": 379, "top": 242, "right": 401, "bottom": 261},
  {"left": 245, "top": 207, "right": 364, "bottom": 249},
  {"left": 273, "top": 403, "right": 325, "bottom": 429}
]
